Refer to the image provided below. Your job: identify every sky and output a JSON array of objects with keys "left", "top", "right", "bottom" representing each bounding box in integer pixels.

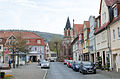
[{"left": 0, "top": 0, "right": 101, "bottom": 35}]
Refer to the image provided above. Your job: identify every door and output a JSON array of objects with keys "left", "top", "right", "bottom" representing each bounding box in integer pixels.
[
  {"left": 113, "top": 54, "right": 117, "bottom": 71},
  {"left": 103, "top": 51, "right": 105, "bottom": 66}
]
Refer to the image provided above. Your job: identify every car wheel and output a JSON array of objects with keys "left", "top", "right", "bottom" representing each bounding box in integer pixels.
[
  {"left": 82, "top": 71, "right": 86, "bottom": 75},
  {"left": 94, "top": 71, "right": 96, "bottom": 74}
]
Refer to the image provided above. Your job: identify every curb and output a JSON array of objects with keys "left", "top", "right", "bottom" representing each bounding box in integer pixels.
[{"left": 43, "top": 70, "right": 48, "bottom": 79}]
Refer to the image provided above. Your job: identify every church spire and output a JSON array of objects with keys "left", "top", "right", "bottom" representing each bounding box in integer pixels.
[{"left": 65, "top": 17, "right": 71, "bottom": 29}]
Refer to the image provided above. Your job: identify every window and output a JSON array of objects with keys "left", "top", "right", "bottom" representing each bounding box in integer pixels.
[
  {"left": 0, "top": 46, "right": 1, "bottom": 49},
  {"left": 113, "top": 30, "right": 115, "bottom": 40},
  {"left": 37, "top": 40, "right": 41, "bottom": 44},
  {"left": 26, "top": 40, "right": 30, "bottom": 44},
  {"left": 0, "top": 39, "right": 2, "bottom": 42},
  {"left": 102, "top": 12, "right": 106, "bottom": 24},
  {"left": 118, "top": 27, "right": 120, "bottom": 38},
  {"left": 114, "top": 7, "right": 117, "bottom": 17},
  {"left": 102, "top": 32, "right": 106, "bottom": 41},
  {"left": 35, "top": 47, "right": 37, "bottom": 51}
]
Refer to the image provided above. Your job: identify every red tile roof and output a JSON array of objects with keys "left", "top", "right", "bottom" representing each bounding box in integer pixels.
[
  {"left": 74, "top": 24, "right": 83, "bottom": 35},
  {"left": 0, "top": 31, "right": 46, "bottom": 46},
  {"left": 0, "top": 31, "right": 41, "bottom": 39}
]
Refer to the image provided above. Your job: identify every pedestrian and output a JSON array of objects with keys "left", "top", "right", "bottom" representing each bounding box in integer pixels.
[{"left": 8, "top": 59, "right": 11, "bottom": 68}]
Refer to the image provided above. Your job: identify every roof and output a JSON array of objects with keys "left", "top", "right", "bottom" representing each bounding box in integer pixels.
[
  {"left": 84, "top": 21, "right": 90, "bottom": 28},
  {"left": 0, "top": 31, "right": 41, "bottom": 39},
  {"left": 74, "top": 24, "right": 83, "bottom": 35},
  {"left": 0, "top": 38, "right": 7, "bottom": 44},
  {"left": 65, "top": 17, "right": 71, "bottom": 30}
]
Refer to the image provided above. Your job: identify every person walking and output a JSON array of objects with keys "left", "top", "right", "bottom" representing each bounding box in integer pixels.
[{"left": 8, "top": 59, "right": 12, "bottom": 68}]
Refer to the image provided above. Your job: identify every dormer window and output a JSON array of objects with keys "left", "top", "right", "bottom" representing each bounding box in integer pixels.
[
  {"left": 37, "top": 40, "right": 41, "bottom": 44},
  {"left": 114, "top": 7, "right": 117, "bottom": 17}
]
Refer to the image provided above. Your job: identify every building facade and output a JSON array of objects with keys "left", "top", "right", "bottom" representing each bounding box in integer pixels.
[
  {"left": 0, "top": 31, "right": 46, "bottom": 64},
  {"left": 60, "top": 17, "right": 73, "bottom": 61},
  {"left": 83, "top": 21, "right": 90, "bottom": 61},
  {"left": 89, "top": 16, "right": 97, "bottom": 63},
  {"left": 72, "top": 23, "right": 83, "bottom": 61},
  {"left": 109, "top": 0, "right": 120, "bottom": 72}
]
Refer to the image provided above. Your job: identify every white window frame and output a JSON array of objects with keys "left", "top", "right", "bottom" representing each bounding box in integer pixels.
[
  {"left": 114, "top": 7, "right": 117, "bottom": 17},
  {"left": 37, "top": 40, "right": 41, "bottom": 44}
]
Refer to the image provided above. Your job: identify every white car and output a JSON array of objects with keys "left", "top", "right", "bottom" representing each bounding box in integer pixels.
[{"left": 41, "top": 61, "right": 50, "bottom": 69}]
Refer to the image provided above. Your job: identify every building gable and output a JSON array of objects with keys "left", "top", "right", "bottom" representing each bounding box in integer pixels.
[{"left": 101, "top": 0, "right": 110, "bottom": 26}]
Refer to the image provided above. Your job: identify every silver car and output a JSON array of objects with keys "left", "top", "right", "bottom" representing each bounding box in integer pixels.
[{"left": 41, "top": 61, "right": 50, "bottom": 69}]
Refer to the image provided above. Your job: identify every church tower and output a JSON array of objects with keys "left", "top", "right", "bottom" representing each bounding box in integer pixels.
[
  {"left": 64, "top": 17, "right": 71, "bottom": 37},
  {"left": 62, "top": 17, "right": 73, "bottom": 60}
]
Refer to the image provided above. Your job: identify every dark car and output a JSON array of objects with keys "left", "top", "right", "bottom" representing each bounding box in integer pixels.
[
  {"left": 79, "top": 61, "right": 96, "bottom": 74},
  {"left": 72, "top": 61, "right": 81, "bottom": 71}
]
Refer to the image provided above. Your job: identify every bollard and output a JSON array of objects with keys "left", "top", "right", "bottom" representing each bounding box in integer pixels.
[{"left": 0, "top": 72, "right": 5, "bottom": 78}]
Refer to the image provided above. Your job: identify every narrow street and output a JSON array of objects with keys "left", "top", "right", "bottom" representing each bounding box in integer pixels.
[{"left": 46, "top": 62, "right": 120, "bottom": 79}]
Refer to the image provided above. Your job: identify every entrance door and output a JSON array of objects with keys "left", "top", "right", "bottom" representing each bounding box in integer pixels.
[
  {"left": 113, "top": 54, "right": 117, "bottom": 71},
  {"left": 30, "top": 56, "right": 37, "bottom": 62},
  {"left": 103, "top": 51, "right": 105, "bottom": 66},
  {"left": 33, "top": 56, "right": 37, "bottom": 62},
  {"left": 91, "top": 54, "right": 94, "bottom": 62}
]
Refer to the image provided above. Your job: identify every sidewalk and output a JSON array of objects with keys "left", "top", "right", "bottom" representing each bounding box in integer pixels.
[
  {"left": 97, "top": 69, "right": 120, "bottom": 78},
  {"left": 5, "top": 63, "right": 47, "bottom": 79}
]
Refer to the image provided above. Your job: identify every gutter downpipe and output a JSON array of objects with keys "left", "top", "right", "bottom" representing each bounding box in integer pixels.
[{"left": 107, "top": 24, "right": 113, "bottom": 71}]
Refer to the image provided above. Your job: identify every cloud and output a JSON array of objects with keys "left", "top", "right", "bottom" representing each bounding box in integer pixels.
[{"left": 0, "top": 0, "right": 101, "bottom": 34}]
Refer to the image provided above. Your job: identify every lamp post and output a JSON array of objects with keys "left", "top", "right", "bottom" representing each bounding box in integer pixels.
[{"left": 54, "top": 42, "right": 58, "bottom": 61}]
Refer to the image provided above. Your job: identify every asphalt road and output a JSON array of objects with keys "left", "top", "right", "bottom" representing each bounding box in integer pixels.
[{"left": 46, "top": 62, "right": 119, "bottom": 79}]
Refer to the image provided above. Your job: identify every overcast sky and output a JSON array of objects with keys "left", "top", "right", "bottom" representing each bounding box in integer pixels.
[{"left": 0, "top": 0, "right": 100, "bottom": 34}]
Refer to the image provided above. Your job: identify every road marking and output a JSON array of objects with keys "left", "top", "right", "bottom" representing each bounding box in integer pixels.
[{"left": 43, "top": 69, "right": 48, "bottom": 79}]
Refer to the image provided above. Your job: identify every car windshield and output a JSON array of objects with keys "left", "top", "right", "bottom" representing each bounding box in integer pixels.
[
  {"left": 83, "top": 62, "right": 93, "bottom": 66},
  {"left": 75, "top": 62, "right": 80, "bottom": 65},
  {"left": 41, "top": 61, "right": 49, "bottom": 64}
]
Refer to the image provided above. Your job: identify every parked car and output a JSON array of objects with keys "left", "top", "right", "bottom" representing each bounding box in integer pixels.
[
  {"left": 67, "top": 60, "right": 73, "bottom": 68},
  {"left": 64, "top": 59, "right": 68, "bottom": 65},
  {"left": 41, "top": 61, "right": 50, "bottom": 69},
  {"left": 79, "top": 61, "right": 96, "bottom": 74},
  {"left": 72, "top": 61, "right": 81, "bottom": 71}
]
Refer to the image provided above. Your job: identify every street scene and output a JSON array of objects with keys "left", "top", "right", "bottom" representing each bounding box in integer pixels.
[{"left": 0, "top": 0, "right": 120, "bottom": 79}]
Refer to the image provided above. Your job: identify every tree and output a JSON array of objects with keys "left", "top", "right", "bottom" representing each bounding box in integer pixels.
[
  {"left": 8, "top": 35, "right": 30, "bottom": 68},
  {"left": 49, "top": 35, "right": 62, "bottom": 60}
]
